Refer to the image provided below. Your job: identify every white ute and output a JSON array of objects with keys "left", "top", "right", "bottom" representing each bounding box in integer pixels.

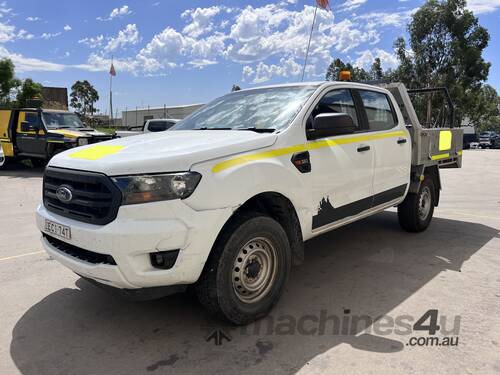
[
  {"left": 37, "top": 81, "right": 463, "bottom": 324},
  {"left": 115, "top": 118, "right": 180, "bottom": 138}
]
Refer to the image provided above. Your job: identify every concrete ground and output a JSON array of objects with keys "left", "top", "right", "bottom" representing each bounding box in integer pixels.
[{"left": 0, "top": 150, "right": 499, "bottom": 375}]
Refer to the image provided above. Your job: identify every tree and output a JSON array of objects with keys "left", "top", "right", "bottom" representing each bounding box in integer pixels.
[
  {"left": 370, "top": 58, "right": 384, "bottom": 80},
  {"left": 0, "top": 58, "right": 20, "bottom": 105},
  {"left": 16, "top": 78, "right": 42, "bottom": 108},
  {"left": 392, "top": 0, "right": 491, "bottom": 126},
  {"left": 70, "top": 80, "right": 99, "bottom": 117},
  {"left": 325, "top": 58, "right": 372, "bottom": 82}
]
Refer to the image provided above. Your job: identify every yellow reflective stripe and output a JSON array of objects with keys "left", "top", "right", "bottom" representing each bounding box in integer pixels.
[
  {"left": 69, "top": 145, "right": 124, "bottom": 160},
  {"left": 457, "top": 150, "right": 463, "bottom": 156},
  {"left": 439, "top": 130, "right": 452, "bottom": 151},
  {"left": 47, "top": 140, "right": 66, "bottom": 144},
  {"left": 431, "top": 153, "right": 450, "bottom": 160},
  {"left": 212, "top": 131, "right": 406, "bottom": 173}
]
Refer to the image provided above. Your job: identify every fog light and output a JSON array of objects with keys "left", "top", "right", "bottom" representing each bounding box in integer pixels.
[{"left": 150, "top": 250, "right": 180, "bottom": 270}]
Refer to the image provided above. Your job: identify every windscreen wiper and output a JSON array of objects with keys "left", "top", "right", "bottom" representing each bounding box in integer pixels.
[
  {"left": 196, "top": 127, "right": 232, "bottom": 130},
  {"left": 238, "top": 127, "right": 276, "bottom": 133}
]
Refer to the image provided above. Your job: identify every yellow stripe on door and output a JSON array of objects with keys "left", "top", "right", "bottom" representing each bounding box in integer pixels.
[
  {"left": 69, "top": 145, "right": 124, "bottom": 160},
  {"left": 212, "top": 131, "right": 406, "bottom": 173}
]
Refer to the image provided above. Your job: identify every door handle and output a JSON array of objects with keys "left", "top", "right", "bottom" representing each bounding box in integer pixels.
[
  {"left": 357, "top": 145, "right": 370, "bottom": 152},
  {"left": 397, "top": 138, "right": 407, "bottom": 144}
]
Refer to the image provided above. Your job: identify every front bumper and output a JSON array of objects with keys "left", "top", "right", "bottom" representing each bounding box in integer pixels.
[{"left": 36, "top": 200, "right": 232, "bottom": 289}]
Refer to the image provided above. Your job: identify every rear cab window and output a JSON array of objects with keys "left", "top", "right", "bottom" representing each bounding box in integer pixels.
[{"left": 358, "top": 90, "right": 397, "bottom": 131}]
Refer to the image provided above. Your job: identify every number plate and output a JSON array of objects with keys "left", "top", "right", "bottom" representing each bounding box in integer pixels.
[{"left": 44, "top": 219, "right": 71, "bottom": 240}]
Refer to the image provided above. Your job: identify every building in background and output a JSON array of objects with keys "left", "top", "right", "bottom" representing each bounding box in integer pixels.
[
  {"left": 41, "top": 87, "right": 68, "bottom": 110},
  {"left": 121, "top": 103, "right": 204, "bottom": 128}
]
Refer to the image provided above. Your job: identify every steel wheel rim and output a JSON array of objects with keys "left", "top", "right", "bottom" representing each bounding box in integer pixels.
[
  {"left": 0, "top": 147, "right": 4, "bottom": 167},
  {"left": 418, "top": 186, "right": 432, "bottom": 221},
  {"left": 232, "top": 237, "right": 278, "bottom": 303}
]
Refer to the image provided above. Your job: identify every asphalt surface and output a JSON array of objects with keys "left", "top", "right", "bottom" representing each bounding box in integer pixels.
[{"left": 1, "top": 150, "right": 499, "bottom": 375}]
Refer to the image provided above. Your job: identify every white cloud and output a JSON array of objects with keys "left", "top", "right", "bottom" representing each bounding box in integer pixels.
[
  {"left": 0, "top": 2, "right": 12, "bottom": 18},
  {"left": 354, "top": 48, "right": 399, "bottom": 70},
  {"left": 17, "top": 29, "right": 34, "bottom": 40},
  {"left": 339, "top": 0, "right": 367, "bottom": 12},
  {"left": 467, "top": 0, "right": 500, "bottom": 14},
  {"left": 249, "top": 57, "right": 303, "bottom": 83},
  {"left": 188, "top": 59, "right": 218, "bottom": 69},
  {"left": 0, "top": 46, "right": 65, "bottom": 72},
  {"left": 182, "top": 6, "right": 221, "bottom": 38},
  {"left": 25, "top": 16, "right": 41, "bottom": 22},
  {"left": 356, "top": 9, "right": 416, "bottom": 29},
  {"left": 104, "top": 23, "right": 140, "bottom": 52},
  {"left": 0, "top": 22, "right": 15, "bottom": 42},
  {"left": 41, "top": 32, "right": 61, "bottom": 40},
  {"left": 63, "top": 24, "right": 71, "bottom": 31},
  {"left": 97, "top": 5, "right": 132, "bottom": 21},
  {"left": 78, "top": 35, "right": 104, "bottom": 48}
]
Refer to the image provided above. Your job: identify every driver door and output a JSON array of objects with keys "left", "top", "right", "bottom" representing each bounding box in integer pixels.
[
  {"left": 16, "top": 111, "right": 47, "bottom": 156},
  {"left": 307, "top": 89, "right": 375, "bottom": 232}
]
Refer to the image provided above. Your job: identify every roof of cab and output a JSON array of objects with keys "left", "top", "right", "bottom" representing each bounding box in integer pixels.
[{"left": 233, "top": 81, "right": 390, "bottom": 93}]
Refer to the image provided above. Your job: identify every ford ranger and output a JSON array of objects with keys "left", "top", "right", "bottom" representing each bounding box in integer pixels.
[{"left": 36, "top": 80, "right": 463, "bottom": 324}]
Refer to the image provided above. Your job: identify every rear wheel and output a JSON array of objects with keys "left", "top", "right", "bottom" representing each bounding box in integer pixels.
[
  {"left": 196, "top": 212, "right": 291, "bottom": 325},
  {"left": 398, "top": 178, "right": 436, "bottom": 232}
]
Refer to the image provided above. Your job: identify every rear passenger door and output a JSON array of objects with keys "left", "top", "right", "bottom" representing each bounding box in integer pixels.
[{"left": 356, "top": 89, "right": 411, "bottom": 204}]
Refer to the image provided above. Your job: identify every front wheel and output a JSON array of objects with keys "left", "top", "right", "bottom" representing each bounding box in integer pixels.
[
  {"left": 196, "top": 212, "right": 291, "bottom": 325},
  {"left": 398, "top": 178, "right": 436, "bottom": 232}
]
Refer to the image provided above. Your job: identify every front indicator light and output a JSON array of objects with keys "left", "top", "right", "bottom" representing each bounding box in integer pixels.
[{"left": 112, "top": 172, "right": 202, "bottom": 205}]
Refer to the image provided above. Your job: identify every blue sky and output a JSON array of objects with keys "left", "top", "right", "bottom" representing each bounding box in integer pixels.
[{"left": 3, "top": 0, "right": 500, "bottom": 115}]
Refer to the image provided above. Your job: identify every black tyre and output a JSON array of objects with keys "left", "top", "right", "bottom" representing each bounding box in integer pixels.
[
  {"left": 0, "top": 154, "right": 7, "bottom": 169},
  {"left": 398, "top": 178, "right": 436, "bottom": 232},
  {"left": 30, "top": 158, "right": 47, "bottom": 168},
  {"left": 196, "top": 212, "right": 291, "bottom": 325}
]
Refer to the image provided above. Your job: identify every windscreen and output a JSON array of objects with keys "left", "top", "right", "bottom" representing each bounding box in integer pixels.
[
  {"left": 172, "top": 86, "right": 318, "bottom": 132},
  {"left": 42, "top": 113, "right": 84, "bottom": 129}
]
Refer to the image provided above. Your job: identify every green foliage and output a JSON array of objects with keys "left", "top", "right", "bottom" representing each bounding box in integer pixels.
[
  {"left": 16, "top": 78, "right": 43, "bottom": 108},
  {"left": 70, "top": 80, "right": 99, "bottom": 117},
  {"left": 325, "top": 58, "right": 373, "bottom": 82},
  {"left": 393, "top": 0, "right": 491, "bottom": 126},
  {"left": 0, "top": 58, "right": 20, "bottom": 106}
]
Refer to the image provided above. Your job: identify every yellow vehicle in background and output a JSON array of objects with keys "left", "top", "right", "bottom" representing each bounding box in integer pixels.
[{"left": 0, "top": 108, "right": 114, "bottom": 168}]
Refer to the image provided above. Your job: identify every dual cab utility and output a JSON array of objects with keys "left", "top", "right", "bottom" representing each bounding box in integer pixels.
[
  {"left": 0, "top": 108, "right": 113, "bottom": 168},
  {"left": 115, "top": 118, "right": 180, "bottom": 138},
  {"left": 36, "top": 81, "right": 463, "bottom": 324}
]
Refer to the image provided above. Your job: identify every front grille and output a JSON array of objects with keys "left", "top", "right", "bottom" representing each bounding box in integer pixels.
[
  {"left": 44, "top": 233, "right": 117, "bottom": 265},
  {"left": 43, "top": 167, "right": 122, "bottom": 225}
]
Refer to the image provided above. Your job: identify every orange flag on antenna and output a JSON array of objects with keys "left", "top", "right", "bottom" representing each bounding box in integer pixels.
[{"left": 316, "top": 0, "right": 331, "bottom": 10}]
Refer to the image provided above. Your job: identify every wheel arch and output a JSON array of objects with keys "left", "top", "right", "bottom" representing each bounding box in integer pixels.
[{"left": 214, "top": 191, "right": 305, "bottom": 266}]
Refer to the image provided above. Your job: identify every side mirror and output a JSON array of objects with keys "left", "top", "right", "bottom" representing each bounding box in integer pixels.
[
  {"left": 21, "top": 121, "right": 41, "bottom": 133},
  {"left": 307, "top": 113, "right": 357, "bottom": 140}
]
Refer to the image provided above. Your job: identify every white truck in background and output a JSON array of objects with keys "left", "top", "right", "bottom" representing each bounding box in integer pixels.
[
  {"left": 36, "top": 78, "right": 463, "bottom": 325},
  {"left": 115, "top": 118, "right": 180, "bottom": 138}
]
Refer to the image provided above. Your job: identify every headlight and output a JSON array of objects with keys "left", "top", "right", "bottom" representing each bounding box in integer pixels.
[
  {"left": 112, "top": 172, "right": 202, "bottom": 205},
  {"left": 78, "top": 138, "right": 89, "bottom": 146}
]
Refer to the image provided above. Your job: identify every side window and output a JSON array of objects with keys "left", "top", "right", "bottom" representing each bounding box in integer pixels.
[
  {"left": 311, "top": 89, "right": 359, "bottom": 128},
  {"left": 358, "top": 90, "right": 397, "bottom": 131},
  {"left": 25, "top": 112, "right": 39, "bottom": 124},
  {"left": 148, "top": 121, "right": 171, "bottom": 132}
]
